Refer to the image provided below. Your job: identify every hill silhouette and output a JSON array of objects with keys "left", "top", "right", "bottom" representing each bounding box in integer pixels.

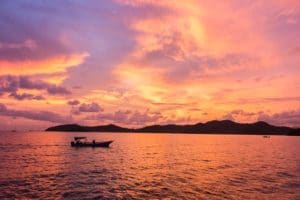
[
  {"left": 46, "top": 124, "right": 130, "bottom": 132},
  {"left": 45, "top": 120, "right": 298, "bottom": 135},
  {"left": 287, "top": 128, "right": 300, "bottom": 136}
]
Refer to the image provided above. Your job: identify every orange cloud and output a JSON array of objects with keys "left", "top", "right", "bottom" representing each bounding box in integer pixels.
[
  {"left": 118, "top": 0, "right": 276, "bottom": 59},
  {"left": 1, "top": 1, "right": 299, "bottom": 128},
  {"left": 0, "top": 52, "right": 89, "bottom": 76},
  {"left": 108, "top": 0, "right": 292, "bottom": 124}
]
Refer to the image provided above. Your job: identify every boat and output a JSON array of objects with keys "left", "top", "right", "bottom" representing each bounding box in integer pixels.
[{"left": 70, "top": 137, "right": 113, "bottom": 147}]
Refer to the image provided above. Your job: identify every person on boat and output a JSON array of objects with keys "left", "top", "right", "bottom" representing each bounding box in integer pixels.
[{"left": 93, "top": 140, "right": 95, "bottom": 144}]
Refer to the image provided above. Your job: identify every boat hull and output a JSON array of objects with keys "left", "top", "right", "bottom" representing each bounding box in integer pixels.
[{"left": 71, "top": 140, "right": 113, "bottom": 148}]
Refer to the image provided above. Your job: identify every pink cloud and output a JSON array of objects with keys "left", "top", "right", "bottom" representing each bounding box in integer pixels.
[{"left": 0, "top": 103, "right": 71, "bottom": 123}]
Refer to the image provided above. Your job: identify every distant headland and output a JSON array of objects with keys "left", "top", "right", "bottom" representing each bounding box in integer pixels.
[{"left": 45, "top": 120, "right": 299, "bottom": 136}]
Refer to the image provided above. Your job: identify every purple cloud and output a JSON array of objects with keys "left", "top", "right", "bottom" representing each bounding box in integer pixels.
[
  {"left": 258, "top": 110, "right": 300, "bottom": 128},
  {"left": 222, "top": 109, "right": 259, "bottom": 121},
  {"left": 9, "top": 92, "right": 45, "bottom": 101},
  {"left": 19, "top": 76, "right": 71, "bottom": 95},
  {"left": 47, "top": 85, "right": 71, "bottom": 95},
  {"left": 0, "top": 1, "right": 74, "bottom": 62},
  {"left": 0, "top": 75, "right": 18, "bottom": 94},
  {"left": 18, "top": 76, "right": 46, "bottom": 90},
  {"left": 78, "top": 102, "right": 103, "bottom": 113},
  {"left": 222, "top": 109, "right": 300, "bottom": 127},
  {"left": 67, "top": 100, "right": 80, "bottom": 106},
  {"left": 0, "top": 103, "right": 71, "bottom": 123},
  {"left": 85, "top": 110, "right": 131, "bottom": 122},
  {"left": 0, "top": 75, "right": 71, "bottom": 97},
  {"left": 128, "top": 111, "right": 162, "bottom": 125},
  {"left": 230, "top": 109, "right": 257, "bottom": 116},
  {"left": 86, "top": 110, "right": 162, "bottom": 125}
]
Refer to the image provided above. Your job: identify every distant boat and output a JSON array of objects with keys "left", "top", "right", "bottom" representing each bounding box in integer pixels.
[
  {"left": 70, "top": 137, "right": 113, "bottom": 148},
  {"left": 263, "top": 135, "right": 271, "bottom": 138}
]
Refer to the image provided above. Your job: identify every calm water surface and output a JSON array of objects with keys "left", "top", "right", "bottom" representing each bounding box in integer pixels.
[{"left": 0, "top": 132, "right": 299, "bottom": 199}]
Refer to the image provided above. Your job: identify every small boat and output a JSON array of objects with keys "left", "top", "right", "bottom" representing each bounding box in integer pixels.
[{"left": 71, "top": 137, "right": 113, "bottom": 148}]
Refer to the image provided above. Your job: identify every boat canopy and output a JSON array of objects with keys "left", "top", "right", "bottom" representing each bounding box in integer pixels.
[{"left": 74, "top": 137, "right": 87, "bottom": 141}]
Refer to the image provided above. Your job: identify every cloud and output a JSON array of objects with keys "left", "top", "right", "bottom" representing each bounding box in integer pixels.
[
  {"left": 91, "top": 110, "right": 132, "bottom": 123},
  {"left": 128, "top": 110, "right": 162, "bottom": 125},
  {"left": 86, "top": 109, "right": 162, "bottom": 125},
  {"left": 258, "top": 110, "right": 300, "bottom": 128},
  {"left": 78, "top": 102, "right": 103, "bottom": 113},
  {"left": 0, "top": 75, "right": 71, "bottom": 97},
  {"left": 0, "top": 2, "right": 89, "bottom": 76},
  {"left": 0, "top": 53, "right": 88, "bottom": 76},
  {"left": 230, "top": 110, "right": 257, "bottom": 117},
  {"left": 0, "top": 1, "right": 299, "bottom": 129},
  {"left": 221, "top": 109, "right": 300, "bottom": 127},
  {"left": 0, "top": 103, "right": 71, "bottom": 123},
  {"left": 9, "top": 92, "right": 45, "bottom": 101},
  {"left": 46, "top": 85, "right": 71, "bottom": 95},
  {"left": 0, "top": 39, "right": 37, "bottom": 50},
  {"left": 221, "top": 109, "right": 264, "bottom": 123},
  {"left": 67, "top": 100, "right": 80, "bottom": 106},
  {"left": 111, "top": 0, "right": 285, "bottom": 111}
]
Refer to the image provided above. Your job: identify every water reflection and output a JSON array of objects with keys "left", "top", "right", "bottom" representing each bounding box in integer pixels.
[{"left": 0, "top": 132, "right": 299, "bottom": 199}]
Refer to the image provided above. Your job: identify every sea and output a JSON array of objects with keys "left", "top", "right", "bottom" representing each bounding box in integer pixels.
[{"left": 0, "top": 132, "right": 299, "bottom": 199}]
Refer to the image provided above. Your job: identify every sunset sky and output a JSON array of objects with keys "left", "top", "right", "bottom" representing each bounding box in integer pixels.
[{"left": 0, "top": 0, "right": 300, "bottom": 130}]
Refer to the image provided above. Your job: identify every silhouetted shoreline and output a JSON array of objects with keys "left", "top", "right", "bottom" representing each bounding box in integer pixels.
[{"left": 46, "top": 120, "right": 299, "bottom": 136}]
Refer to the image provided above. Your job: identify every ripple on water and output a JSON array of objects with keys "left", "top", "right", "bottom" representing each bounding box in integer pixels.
[
  {"left": 0, "top": 132, "right": 300, "bottom": 199},
  {"left": 277, "top": 171, "right": 296, "bottom": 178}
]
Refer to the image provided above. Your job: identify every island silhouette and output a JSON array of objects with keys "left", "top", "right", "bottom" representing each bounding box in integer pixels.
[{"left": 46, "top": 120, "right": 299, "bottom": 136}]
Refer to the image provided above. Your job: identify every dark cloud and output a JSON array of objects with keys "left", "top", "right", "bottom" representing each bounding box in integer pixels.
[
  {"left": 67, "top": 100, "right": 80, "bottom": 106},
  {"left": 0, "top": 103, "right": 71, "bottom": 123},
  {"left": 95, "top": 110, "right": 132, "bottom": 123},
  {"left": 222, "top": 109, "right": 300, "bottom": 127},
  {"left": 128, "top": 111, "right": 162, "bottom": 125},
  {"left": 78, "top": 102, "right": 103, "bottom": 113},
  {"left": 9, "top": 92, "right": 45, "bottom": 101},
  {"left": 230, "top": 109, "right": 257, "bottom": 116},
  {"left": 0, "top": 75, "right": 18, "bottom": 94},
  {"left": 86, "top": 110, "right": 162, "bottom": 125},
  {"left": 221, "top": 109, "right": 262, "bottom": 122},
  {"left": 258, "top": 110, "right": 300, "bottom": 128},
  {"left": 0, "top": 75, "right": 71, "bottom": 97},
  {"left": 19, "top": 76, "right": 71, "bottom": 95},
  {"left": 47, "top": 85, "right": 71, "bottom": 95},
  {"left": 33, "top": 95, "right": 46, "bottom": 100},
  {"left": 18, "top": 76, "right": 46, "bottom": 90},
  {"left": 85, "top": 110, "right": 130, "bottom": 122}
]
